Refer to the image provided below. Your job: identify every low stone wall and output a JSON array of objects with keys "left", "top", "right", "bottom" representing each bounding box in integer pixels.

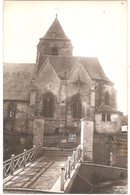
[
  {"left": 93, "top": 133, "right": 127, "bottom": 167},
  {"left": 43, "top": 135, "right": 60, "bottom": 147},
  {"left": 79, "top": 163, "right": 127, "bottom": 184},
  {"left": 70, "top": 163, "right": 127, "bottom": 193}
]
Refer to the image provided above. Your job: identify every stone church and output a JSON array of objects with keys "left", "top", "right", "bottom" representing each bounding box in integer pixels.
[{"left": 3, "top": 16, "right": 123, "bottom": 159}]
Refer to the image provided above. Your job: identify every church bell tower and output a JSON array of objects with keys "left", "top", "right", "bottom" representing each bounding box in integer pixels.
[{"left": 36, "top": 16, "right": 73, "bottom": 70}]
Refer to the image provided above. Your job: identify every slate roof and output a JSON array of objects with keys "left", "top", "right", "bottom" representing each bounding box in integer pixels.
[
  {"left": 96, "top": 104, "right": 122, "bottom": 113},
  {"left": 43, "top": 17, "right": 68, "bottom": 40},
  {"left": 37, "top": 55, "right": 48, "bottom": 71},
  {"left": 49, "top": 56, "right": 79, "bottom": 79},
  {"left": 80, "top": 57, "right": 112, "bottom": 84},
  {"left": 3, "top": 63, "right": 35, "bottom": 101},
  {"left": 4, "top": 56, "right": 113, "bottom": 101},
  {"left": 37, "top": 55, "right": 113, "bottom": 84}
]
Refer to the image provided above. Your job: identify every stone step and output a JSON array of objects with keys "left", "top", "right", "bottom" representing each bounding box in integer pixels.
[{"left": 42, "top": 149, "right": 73, "bottom": 157}]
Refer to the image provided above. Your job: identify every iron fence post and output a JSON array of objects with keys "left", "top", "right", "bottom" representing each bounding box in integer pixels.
[{"left": 11, "top": 154, "right": 15, "bottom": 175}]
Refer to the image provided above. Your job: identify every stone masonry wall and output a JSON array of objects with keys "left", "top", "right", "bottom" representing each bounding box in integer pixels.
[
  {"left": 4, "top": 101, "right": 29, "bottom": 133},
  {"left": 66, "top": 62, "right": 93, "bottom": 130},
  {"left": 36, "top": 60, "right": 60, "bottom": 100},
  {"left": 93, "top": 133, "right": 127, "bottom": 167},
  {"left": 95, "top": 113, "right": 121, "bottom": 134},
  {"left": 95, "top": 82, "right": 117, "bottom": 109},
  {"left": 4, "top": 131, "right": 33, "bottom": 160},
  {"left": 81, "top": 119, "right": 94, "bottom": 161},
  {"left": 35, "top": 59, "right": 60, "bottom": 120},
  {"left": 67, "top": 62, "right": 92, "bottom": 102},
  {"left": 33, "top": 118, "right": 44, "bottom": 146},
  {"left": 38, "top": 39, "right": 72, "bottom": 57},
  {"left": 35, "top": 60, "right": 94, "bottom": 133},
  {"left": 3, "top": 101, "right": 32, "bottom": 160}
]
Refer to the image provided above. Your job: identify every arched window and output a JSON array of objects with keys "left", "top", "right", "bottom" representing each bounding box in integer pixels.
[
  {"left": 72, "top": 96, "right": 82, "bottom": 119},
  {"left": 42, "top": 92, "right": 54, "bottom": 118},
  {"left": 8, "top": 103, "right": 16, "bottom": 118},
  {"left": 105, "top": 92, "right": 110, "bottom": 105}
]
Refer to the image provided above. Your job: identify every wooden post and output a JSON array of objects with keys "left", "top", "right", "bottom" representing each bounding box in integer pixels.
[
  {"left": 11, "top": 154, "right": 15, "bottom": 175},
  {"left": 23, "top": 149, "right": 27, "bottom": 167},
  {"left": 61, "top": 164, "right": 65, "bottom": 191},
  {"left": 68, "top": 156, "right": 71, "bottom": 179}
]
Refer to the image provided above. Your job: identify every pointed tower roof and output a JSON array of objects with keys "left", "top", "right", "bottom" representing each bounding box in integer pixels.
[{"left": 43, "top": 16, "right": 68, "bottom": 39}]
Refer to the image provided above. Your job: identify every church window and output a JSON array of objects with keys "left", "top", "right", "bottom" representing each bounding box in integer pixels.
[
  {"left": 102, "top": 113, "right": 105, "bottom": 121},
  {"left": 51, "top": 46, "right": 59, "bottom": 55},
  {"left": 102, "top": 113, "right": 111, "bottom": 122},
  {"left": 72, "top": 96, "right": 82, "bottom": 119},
  {"left": 105, "top": 92, "right": 110, "bottom": 105},
  {"left": 8, "top": 103, "right": 16, "bottom": 118},
  {"left": 42, "top": 93, "right": 54, "bottom": 118},
  {"left": 107, "top": 114, "right": 111, "bottom": 121}
]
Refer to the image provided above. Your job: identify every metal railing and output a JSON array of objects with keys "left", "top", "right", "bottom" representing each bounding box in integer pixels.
[
  {"left": 60, "top": 145, "right": 81, "bottom": 191},
  {"left": 3, "top": 145, "right": 42, "bottom": 178}
]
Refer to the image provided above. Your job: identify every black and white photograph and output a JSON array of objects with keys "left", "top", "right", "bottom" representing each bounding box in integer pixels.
[{"left": 3, "top": 0, "right": 128, "bottom": 194}]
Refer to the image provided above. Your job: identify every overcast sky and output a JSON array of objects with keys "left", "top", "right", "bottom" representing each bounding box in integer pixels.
[{"left": 3, "top": 1, "right": 128, "bottom": 115}]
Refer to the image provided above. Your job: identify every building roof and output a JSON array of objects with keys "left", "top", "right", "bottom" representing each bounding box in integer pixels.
[
  {"left": 36, "top": 55, "right": 79, "bottom": 78},
  {"left": 49, "top": 56, "right": 79, "bottom": 79},
  {"left": 3, "top": 63, "right": 35, "bottom": 101},
  {"left": 80, "top": 57, "right": 113, "bottom": 84},
  {"left": 4, "top": 56, "right": 113, "bottom": 101},
  {"left": 96, "top": 104, "right": 122, "bottom": 114},
  {"left": 43, "top": 17, "right": 68, "bottom": 40},
  {"left": 37, "top": 55, "right": 113, "bottom": 84}
]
